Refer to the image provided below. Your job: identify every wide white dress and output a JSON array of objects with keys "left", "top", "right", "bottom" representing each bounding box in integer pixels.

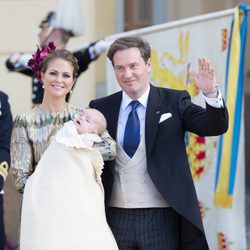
[{"left": 20, "top": 121, "right": 118, "bottom": 250}]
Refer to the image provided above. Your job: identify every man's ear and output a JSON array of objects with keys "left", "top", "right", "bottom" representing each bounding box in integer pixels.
[{"left": 146, "top": 58, "right": 152, "bottom": 73}]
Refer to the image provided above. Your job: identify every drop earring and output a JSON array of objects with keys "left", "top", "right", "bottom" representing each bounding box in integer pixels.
[
  {"left": 42, "top": 85, "right": 44, "bottom": 89},
  {"left": 70, "top": 90, "right": 73, "bottom": 95}
]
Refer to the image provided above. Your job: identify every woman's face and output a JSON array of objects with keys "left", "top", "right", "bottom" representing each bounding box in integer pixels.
[{"left": 41, "top": 58, "right": 75, "bottom": 99}]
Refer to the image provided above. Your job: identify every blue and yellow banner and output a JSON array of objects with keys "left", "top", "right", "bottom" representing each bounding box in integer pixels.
[{"left": 214, "top": 4, "right": 248, "bottom": 208}]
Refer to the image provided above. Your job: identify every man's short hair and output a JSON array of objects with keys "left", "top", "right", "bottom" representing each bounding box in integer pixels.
[{"left": 107, "top": 36, "right": 151, "bottom": 66}]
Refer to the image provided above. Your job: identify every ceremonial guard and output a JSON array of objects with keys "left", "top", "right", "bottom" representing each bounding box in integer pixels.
[{"left": 0, "top": 91, "right": 13, "bottom": 249}]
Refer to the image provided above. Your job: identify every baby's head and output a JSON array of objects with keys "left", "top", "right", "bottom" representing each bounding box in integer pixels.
[{"left": 73, "top": 108, "right": 107, "bottom": 135}]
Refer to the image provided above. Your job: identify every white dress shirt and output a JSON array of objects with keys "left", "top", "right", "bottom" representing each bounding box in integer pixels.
[{"left": 117, "top": 86, "right": 150, "bottom": 148}]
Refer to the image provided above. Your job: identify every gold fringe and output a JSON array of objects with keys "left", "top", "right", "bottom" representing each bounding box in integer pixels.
[{"left": 0, "top": 161, "right": 9, "bottom": 181}]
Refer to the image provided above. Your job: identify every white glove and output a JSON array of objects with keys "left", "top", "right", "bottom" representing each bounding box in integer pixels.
[
  {"left": 8, "top": 53, "right": 31, "bottom": 68},
  {"left": 93, "top": 40, "right": 112, "bottom": 55}
]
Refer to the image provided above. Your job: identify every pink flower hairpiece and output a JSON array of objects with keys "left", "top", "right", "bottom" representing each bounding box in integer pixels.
[{"left": 28, "top": 42, "right": 56, "bottom": 80}]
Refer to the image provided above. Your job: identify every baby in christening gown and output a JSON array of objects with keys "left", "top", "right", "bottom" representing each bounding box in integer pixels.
[{"left": 20, "top": 108, "right": 118, "bottom": 250}]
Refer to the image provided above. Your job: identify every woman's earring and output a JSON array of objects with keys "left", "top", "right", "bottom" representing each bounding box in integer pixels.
[
  {"left": 70, "top": 90, "right": 73, "bottom": 95},
  {"left": 42, "top": 84, "right": 44, "bottom": 89}
]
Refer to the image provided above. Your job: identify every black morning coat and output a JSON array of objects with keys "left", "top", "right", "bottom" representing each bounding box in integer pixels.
[{"left": 90, "top": 84, "right": 228, "bottom": 249}]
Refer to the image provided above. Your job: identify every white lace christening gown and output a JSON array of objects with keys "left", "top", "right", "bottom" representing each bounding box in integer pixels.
[{"left": 20, "top": 121, "right": 118, "bottom": 250}]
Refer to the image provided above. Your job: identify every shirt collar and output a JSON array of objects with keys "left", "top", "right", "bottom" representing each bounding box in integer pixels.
[{"left": 121, "top": 85, "right": 150, "bottom": 111}]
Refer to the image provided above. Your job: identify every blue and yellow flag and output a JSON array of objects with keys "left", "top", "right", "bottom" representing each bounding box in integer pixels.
[{"left": 214, "top": 4, "right": 248, "bottom": 208}]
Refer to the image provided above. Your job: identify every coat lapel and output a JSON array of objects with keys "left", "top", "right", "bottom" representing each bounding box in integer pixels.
[
  {"left": 107, "top": 87, "right": 163, "bottom": 154},
  {"left": 145, "top": 85, "right": 162, "bottom": 154},
  {"left": 106, "top": 92, "right": 122, "bottom": 141}
]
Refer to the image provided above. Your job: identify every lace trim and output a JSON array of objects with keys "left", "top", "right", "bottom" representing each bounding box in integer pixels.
[{"left": 54, "top": 121, "right": 102, "bottom": 149}]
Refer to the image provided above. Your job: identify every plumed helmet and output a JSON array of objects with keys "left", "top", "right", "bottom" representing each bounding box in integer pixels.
[
  {"left": 39, "top": 0, "right": 84, "bottom": 37},
  {"left": 39, "top": 11, "right": 55, "bottom": 28}
]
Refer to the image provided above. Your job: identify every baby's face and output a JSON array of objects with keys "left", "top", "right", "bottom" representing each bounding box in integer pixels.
[{"left": 74, "top": 112, "right": 96, "bottom": 134}]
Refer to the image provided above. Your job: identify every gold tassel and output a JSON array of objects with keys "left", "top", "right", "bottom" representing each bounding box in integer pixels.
[{"left": 0, "top": 161, "right": 9, "bottom": 181}]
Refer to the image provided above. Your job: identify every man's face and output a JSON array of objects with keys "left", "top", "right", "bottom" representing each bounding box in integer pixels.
[
  {"left": 113, "top": 47, "right": 151, "bottom": 99},
  {"left": 38, "top": 22, "right": 53, "bottom": 46}
]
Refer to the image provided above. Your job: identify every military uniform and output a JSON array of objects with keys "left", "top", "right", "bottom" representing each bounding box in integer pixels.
[{"left": 0, "top": 91, "right": 13, "bottom": 249}]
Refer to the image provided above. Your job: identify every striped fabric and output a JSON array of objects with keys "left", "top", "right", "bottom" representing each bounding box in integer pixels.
[{"left": 107, "top": 207, "right": 180, "bottom": 250}]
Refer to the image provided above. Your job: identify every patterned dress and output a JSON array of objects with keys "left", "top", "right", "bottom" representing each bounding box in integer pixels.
[{"left": 11, "top": 104, "right": 116, "bottom": 193}]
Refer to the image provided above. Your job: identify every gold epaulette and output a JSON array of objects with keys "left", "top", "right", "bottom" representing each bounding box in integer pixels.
[
  {"left": 0, "top": 161, "right": 9, "bottom": 181},
  {"left": 32, "top": 103, "right": 41, "bottom": 108}
]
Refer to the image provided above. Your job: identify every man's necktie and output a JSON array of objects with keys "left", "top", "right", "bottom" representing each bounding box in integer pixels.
[{"left": 123, "top": 101, "right": 140, "bottom": 158}]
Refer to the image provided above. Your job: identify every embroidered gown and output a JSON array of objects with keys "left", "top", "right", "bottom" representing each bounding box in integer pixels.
[{"left": 19, "top": 121, "right": 118, "bottom": 250}]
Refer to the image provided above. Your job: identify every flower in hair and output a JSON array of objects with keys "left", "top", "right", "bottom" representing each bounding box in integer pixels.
[{"left": 28, "top": 42, "right": 56, "bottom": 80}]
